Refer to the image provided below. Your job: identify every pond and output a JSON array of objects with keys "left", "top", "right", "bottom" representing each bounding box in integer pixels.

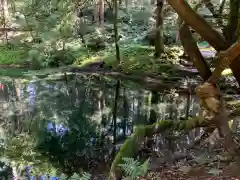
[{"left": 0, "top": 73, "right": 201, "bottom": 179}]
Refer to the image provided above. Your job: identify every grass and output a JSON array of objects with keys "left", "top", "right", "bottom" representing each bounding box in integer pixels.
[
  {"left": 0, "top": 68, "right": 30, "bottom": 77},
  {"left": 0, "top": 45, "right": 27, "bottom": 65}
]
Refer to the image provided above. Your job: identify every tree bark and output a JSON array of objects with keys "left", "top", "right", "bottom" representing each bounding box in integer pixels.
[
  {"left": 1, "top": 0, "right": 9, "bottom": 43},
  {"left": 99, "top": 0, "right": 104, "bottom": 26},
  {"left": 223, "top": 0, "right": 240, "bottom": 44},
  {"left": 112, "top": 80, "right": 120, "bottom": 157},
  {"left": 113, "top": 0, "right": 121, "bottom": 63},
  {"left": 179, "top": 23, "right": 212, "bottom": 80},
  {"left": 166, "top": 0, "right": 240, "bottom": 85},
  {"left": 167, "top": 0, "right": 227, "bottom": 50},
  {"left": 154, "top": 0, "right": 164, "bottom": 57}
]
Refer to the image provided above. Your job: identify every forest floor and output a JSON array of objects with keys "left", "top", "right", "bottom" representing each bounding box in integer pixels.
[{"left": 125, "top": 136, "right": 240, "bottom": 180}]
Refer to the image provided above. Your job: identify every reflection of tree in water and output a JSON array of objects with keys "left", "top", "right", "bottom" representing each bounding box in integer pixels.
[
  {"left": 37, "top": 111, "right": 101, "bottom": 175},
  {"left": 0, "top": 75, "right": 200, "bottom": 178}
]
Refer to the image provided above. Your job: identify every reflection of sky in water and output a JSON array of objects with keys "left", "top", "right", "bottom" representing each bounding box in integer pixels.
[
  {"left": 47, "top": 122, "right": 69, "bottom": 137},
  {"left": 25, "top": 162, "right": 60, "bottom": 179},
  {"left": 118, "top": 128, "right": 131, "bottom": 136},
  {"left": 26, "top": 83, "right": 36, "bottom": 105},
  {"left": 47, "top": 122, "right": 97, "bottom": 145}
]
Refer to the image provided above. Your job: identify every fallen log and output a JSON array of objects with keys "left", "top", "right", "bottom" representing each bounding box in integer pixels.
[{"left": 0, "top": 27, "right": 33, "bottom": 32}]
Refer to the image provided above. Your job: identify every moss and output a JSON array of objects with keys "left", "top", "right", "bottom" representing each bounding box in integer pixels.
[
  {"left": 74, "top": 44, "right": 182, "bottom": 76},
  {"left": 109, "top": 126, "right": 146, "bottom": 179},
  {"left": 109, "top": 116, "right": 212, "bottom": 179}
]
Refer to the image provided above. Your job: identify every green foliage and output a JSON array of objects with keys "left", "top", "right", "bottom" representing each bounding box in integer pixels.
[
  {"left": 74, "top": 44, "right": 182, "bottom": 75},
  {"left": 0, "top": 68, "right": 29, "bottom": 77},
  {"left": 118, "top": 157, "right": 149, "bottom": 180},
  {"left": 2, "top": 134, "right": 59, "bottom": 177},
  {"left": 0, "top": 46, "right": 26, "bottom": 65}
]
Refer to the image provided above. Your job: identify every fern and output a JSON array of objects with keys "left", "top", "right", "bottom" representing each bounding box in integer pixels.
[
  {"left": 118, "top": 157, "right": 149, "bottom": 180},
  {"left": 78, "top": 172, "right": 91, "bottom": 180},
  {"left": 60, "top": 172, "right": 91, "bottom": 180}
]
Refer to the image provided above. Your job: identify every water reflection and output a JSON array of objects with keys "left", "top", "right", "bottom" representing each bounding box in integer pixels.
[{"left": 0, "top": 75, "right": 200, "bottom": 178}]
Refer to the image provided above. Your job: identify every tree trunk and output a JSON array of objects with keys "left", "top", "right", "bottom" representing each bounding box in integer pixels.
[
  {"left": 113, "top": 0, "right": 121, "bottom": 63},
  {"left": 125, "top": 0, "right": 129, "bottom": 9},
  {"left": 167, "top": 0, "right": 227, "bottom": 50},
  {"left": 112, "top": 80, "right": 120, "bottom": 158},
  {"left": 154, "top": 0, "right": 164, "bottom": 57},
  {"left": 123, "top": 89, "right": 129, "bottom": 138},
  {"left": 166, "top": 0, "right": 240, "bottom": 85},
  {"left": 179, "top": 23, "right": 212, "bottom": 80},
  {"left": 223, "top": 0, "right": 240, "bottom": 44},
  {"left": 94, "top": 0, "right": 99, "bottom": 23},
  {"left": 1, "top": 0, "right": 9, "bottom": 43},
  {"left": 99, "top": 0, "right": 104, "bottom": 26}
]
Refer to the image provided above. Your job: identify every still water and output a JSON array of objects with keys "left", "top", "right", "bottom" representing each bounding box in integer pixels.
[{"left": 0, "top": 74, "right": 200, "bottom": 179}]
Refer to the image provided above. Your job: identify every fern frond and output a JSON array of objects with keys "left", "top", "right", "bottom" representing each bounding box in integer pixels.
[{"left": 118, "top": 157, "right": 149, "bottom": 180}]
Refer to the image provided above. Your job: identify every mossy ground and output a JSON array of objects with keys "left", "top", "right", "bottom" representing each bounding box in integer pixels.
[
  {"left": 0, "top": 42, "right": 233, "bottom": 78},
  {"left": 74, "top": 44, "right": 183, "bottom": 75}
]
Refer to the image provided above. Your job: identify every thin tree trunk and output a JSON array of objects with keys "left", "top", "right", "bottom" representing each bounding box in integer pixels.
[
  {"left": 154, "top": 0, "right": 164, "bottom": 57},
  {"left": 94, "top": 0, "right": 99, "bottom": 23},
  {"left": 99, "top": 0, "right": 104, "bottom": 26},
  {"left": 147, "top": 91, "right": 159, "bottom": 150},
  {"left": 1, "top": 0, "right": 8, "bottom": 44},
  {"left": 123, "top": 89, "right": 128, "bottom": 138},
  {"left": 112, "top": 80, "right": 120, "bottom": 157},
  {"left": 113, "top": 0, "right": 121, "bottom": 63}
]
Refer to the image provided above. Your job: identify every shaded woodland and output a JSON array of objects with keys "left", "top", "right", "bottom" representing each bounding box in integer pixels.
[{"left": 0, "top": 0, "right": 240, "bottom": 179}]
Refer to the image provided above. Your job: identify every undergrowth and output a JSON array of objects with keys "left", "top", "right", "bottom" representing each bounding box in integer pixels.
[
  {"left": 0, "top": 41, "right": 182, "bottom": 76},
  {"left": 0, "top": 45, "right": 27, "bottom": 65},
  {"left": 74, "top": 43, "right": 182, "bottom": 74}
]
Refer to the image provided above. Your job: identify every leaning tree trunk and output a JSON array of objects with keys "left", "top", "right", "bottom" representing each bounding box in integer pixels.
[
  {"left": 166, "top": 0, "right": 240, "bottom": 86},
  {"left": 179, "top": 23, "right": 212, "bottom": 80},
  {"left": 154, "top": 0, "right": 164, "bottom": 57}
]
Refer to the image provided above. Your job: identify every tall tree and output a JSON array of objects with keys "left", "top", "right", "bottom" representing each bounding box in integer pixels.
[
  {"left": 154, "top": 0, "right": 164, "bottom": 57},
  {"left": 1, "top": 0, "right": 9, "bottom": 43},
  {"left": 223, "top": 0, "right": 240, "bottom": 43},
  {"left": 99, "top": 0, "right": 104, "bottom": 26},
  {"left": 113, "top": 0, "right": 121, "bottom": 63}
]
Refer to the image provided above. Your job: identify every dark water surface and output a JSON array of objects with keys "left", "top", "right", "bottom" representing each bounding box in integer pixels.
[{"left": 0, "top": 73, "right": 201, "bottom": 179}]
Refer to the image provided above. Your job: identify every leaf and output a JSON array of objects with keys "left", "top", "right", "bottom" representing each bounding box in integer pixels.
[
  {"left": 208, "top": 168, "right": 222, "bottom": 175},
  {"left": 179, "top": 166, "right": 192, "bottom": 174}
]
